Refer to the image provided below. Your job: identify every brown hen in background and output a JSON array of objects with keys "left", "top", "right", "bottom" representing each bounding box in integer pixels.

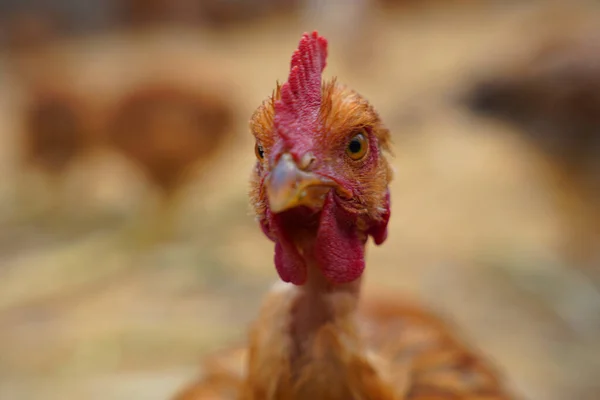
[
  {"left": 465, "top": 27, "right": 600, "bottom": 279},
  {"left": 107, "top": 79, "right": 235, "bottom": 241},
  {"left": 10, "top": 79, "right": 102, "bottom": 223},
  {"left": 1, "top": 7, "right": 102, "bottom": 222},
  {"left": 21, "top": 87, "right": 90, "bottom": 177}
]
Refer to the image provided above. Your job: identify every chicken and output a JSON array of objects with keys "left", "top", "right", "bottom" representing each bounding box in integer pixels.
[
  {"left": 13, "top": 83, "right": 98, "bottom": 221},
  {"left": 174, "top": 32, "right": 515, "bottom": 400},
  {"left": 107, "top": 79, "right": 235, "bottom": 240},
  {"left": 21, "top": 87, "right": 89, "bottom": 174},
  {"left": 3, "top": 9, "right": 110, "bottom": 223},
  {"left": 464, "top": 30, "right": 600, "bottom": 276}
]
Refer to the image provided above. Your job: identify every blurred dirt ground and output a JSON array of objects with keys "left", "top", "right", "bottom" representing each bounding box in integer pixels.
[{"left": 0, "top": 1, "right": 599, "bottom": 399}]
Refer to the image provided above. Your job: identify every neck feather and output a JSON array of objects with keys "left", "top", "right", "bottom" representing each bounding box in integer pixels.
[
  {"left": 289, "top": 254, "right": 363, "bottom": 364},
  {"left": 244, "top": 242, "right": 391, "bottom": 399}
]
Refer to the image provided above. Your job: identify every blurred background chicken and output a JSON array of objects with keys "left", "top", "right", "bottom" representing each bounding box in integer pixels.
[
  {"left": 0, "top": 1, "right": 599, "bottom": 400},
  {"left": 14, "top": 85, "right": 95, "bottom": 220},
  {"left": 1, "top": 9, "right": 103, "bottom": 224},
  {"left": 106, "top": 77, "right": 236, "bottom": 242},
  {"left": 464, "top": 20, "right": 600, "bottom": 281}
]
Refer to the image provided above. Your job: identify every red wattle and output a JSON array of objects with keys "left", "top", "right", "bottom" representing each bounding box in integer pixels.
[
  {"left": 314, "top": 192, "right": 365, "bottom": 284},
  {"left": 271, "top": 214, "right": 307, "bottom": 285},
  {"left": 368, "top": 189, "right": 390, "bottom": 246}
]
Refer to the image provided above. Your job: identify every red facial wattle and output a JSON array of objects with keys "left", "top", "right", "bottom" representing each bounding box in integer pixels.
[
  {"left": 260, "top": 190, "right": 391, "bottom": 285},
  {"left": 313, "top": 191, "right": 366, "bottom": 284},
  {"left": 367, "top": 189, "right": 391, "bottom": 246},
  {"left": 272, "top": 218, "right": 308, "bottom": 285}
]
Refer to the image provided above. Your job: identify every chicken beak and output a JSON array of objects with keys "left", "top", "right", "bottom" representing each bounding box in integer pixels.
[{"left": 266, "top": 153, "right": 335, "bottom": 214}]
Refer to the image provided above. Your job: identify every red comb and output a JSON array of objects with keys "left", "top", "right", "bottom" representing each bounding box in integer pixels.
[{"left": 274, "top": 31, "right": 328, "bottom": 144}]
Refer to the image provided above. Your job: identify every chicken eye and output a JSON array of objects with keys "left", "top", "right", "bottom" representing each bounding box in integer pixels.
[
  {"left": 255, "top": 142, "right": 265, "bottom": 159},
  {"left": 346, "top": 132, "right": 368, "bottom": 160}
]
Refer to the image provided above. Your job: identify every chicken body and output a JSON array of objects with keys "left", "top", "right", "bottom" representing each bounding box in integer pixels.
[
  {"left": 108, "top": 81, "right": 234, "bottom": 196},
  {"left": 106, "top": 79, "right": 235, "bottom": 241},
  {"left": 12, "top": 84, "right": 98, "bottom": 222},
  {"left": 176, "top": 278, "right": 512, "bottom": 400},
  {"left": 7, "top": 11, "right": 91, "bottom": 178},
  {"left": 22, "top": 89, "right": 90, "bottom": 175}
]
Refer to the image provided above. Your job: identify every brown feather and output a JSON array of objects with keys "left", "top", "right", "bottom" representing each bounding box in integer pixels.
[{"left": 175, "top": 286, "right": 513, "bottom": 400}]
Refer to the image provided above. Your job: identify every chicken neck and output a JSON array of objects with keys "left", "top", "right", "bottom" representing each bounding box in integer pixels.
[{"left": 289, "top": 252, "right": 363, "bottom": 365}]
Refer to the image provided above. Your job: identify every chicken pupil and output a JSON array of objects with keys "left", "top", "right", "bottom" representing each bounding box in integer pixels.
[{"left": 348, "top": 137, "right": 362, "bottom": 153}]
